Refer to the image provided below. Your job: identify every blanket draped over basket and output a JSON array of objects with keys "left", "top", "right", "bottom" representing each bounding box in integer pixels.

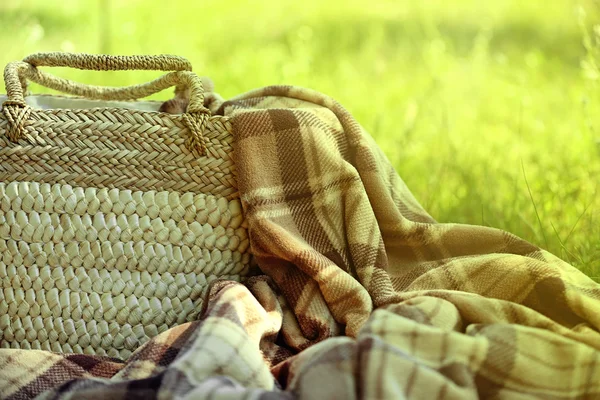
[{"left": 1, "top": 55, "right": 600, "bottom": 399}]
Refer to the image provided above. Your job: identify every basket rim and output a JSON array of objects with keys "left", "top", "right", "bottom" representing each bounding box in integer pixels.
[{"left": 0, "top": 93, "right": 228, "bottom": 121}]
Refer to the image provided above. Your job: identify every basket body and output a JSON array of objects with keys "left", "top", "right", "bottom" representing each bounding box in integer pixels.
[{"left": 0, "top": 96, "right": 250, "bottom": 359}]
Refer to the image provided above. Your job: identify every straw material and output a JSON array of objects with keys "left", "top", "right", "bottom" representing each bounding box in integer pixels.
[{"left": 0, "top": 53, "right": 251, "bottom": 359}]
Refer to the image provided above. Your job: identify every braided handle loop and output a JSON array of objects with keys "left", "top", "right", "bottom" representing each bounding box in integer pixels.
[
  {"left": 2, "top": 53, "right": 209, "bottom": 154},
  {"left": 23, "top": 52, "right": 193, "bottom": 71}
]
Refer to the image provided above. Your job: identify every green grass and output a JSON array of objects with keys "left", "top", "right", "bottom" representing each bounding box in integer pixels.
[{"left": 1, "top": 0, "right": 599, "bottom": 280}]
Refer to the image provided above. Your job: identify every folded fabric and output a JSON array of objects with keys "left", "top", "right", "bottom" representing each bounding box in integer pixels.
[{"left": 2, "top": 86, "right": 599, "bottom": 400}]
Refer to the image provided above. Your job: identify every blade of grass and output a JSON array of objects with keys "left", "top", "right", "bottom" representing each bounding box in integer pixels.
[
  {"left": 564, "top": 196, "right": 594, "bottom": 245},
  {"left": 549, "top": 221, "right": 584, "bottom": 265},
  {"left": 521, "top": 158, "right": 549, "bottom": 251}
]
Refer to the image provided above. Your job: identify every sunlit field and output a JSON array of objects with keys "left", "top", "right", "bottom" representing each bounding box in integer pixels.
[{"left": 1, "top": 0, "right": 599, "bottom": 280}]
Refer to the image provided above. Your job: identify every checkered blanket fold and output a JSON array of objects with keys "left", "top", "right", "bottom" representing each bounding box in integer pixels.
[{"left": 2, "top": 86, "right": 599, "bottom": 399}]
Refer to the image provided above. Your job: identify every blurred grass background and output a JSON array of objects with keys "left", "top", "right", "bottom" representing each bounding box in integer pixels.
[{"left": 0, "top": 0, "right": 599, "bottom": 280}]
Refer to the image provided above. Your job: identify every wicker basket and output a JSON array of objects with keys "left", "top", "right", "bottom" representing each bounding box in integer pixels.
[{"left": 0, "top": 53, "right": 251, "bottom": 359}]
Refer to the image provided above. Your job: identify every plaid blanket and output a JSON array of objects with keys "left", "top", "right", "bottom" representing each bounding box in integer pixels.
[{"left": 2, "top": 86, "right": 600, "bottom": 399}]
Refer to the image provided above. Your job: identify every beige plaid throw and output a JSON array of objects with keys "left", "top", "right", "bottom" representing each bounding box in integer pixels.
[{"left": 2, "top": 86, "right": 599, "bottom": 399}]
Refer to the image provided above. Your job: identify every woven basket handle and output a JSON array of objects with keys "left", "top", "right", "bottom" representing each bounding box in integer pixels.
[
  {"left": 23, "top": 52, "right": 193, "bottom": 71},
  {"left": 4, "top": 52, "right": 205, "bottom": 107},
  {"left": 2, "top": 53, "right": 210, "bottom": 155}
]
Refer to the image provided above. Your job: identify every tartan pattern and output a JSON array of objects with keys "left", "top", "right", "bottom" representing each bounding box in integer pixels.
[{"left": 2, "top": 85, "right": 600, "bottom": 399}]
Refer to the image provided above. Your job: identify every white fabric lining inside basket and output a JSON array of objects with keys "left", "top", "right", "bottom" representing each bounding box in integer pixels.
[{"left": 0, "top": 94, "right": 163, "bottom": 112}]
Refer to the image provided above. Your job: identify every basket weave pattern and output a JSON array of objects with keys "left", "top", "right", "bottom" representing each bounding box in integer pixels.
[
  {"left": 0, "top": 53, "right": 250, "bottom": 359},
  {"left": 0, "top": 109, "right": 239, "bottom": 196}
]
